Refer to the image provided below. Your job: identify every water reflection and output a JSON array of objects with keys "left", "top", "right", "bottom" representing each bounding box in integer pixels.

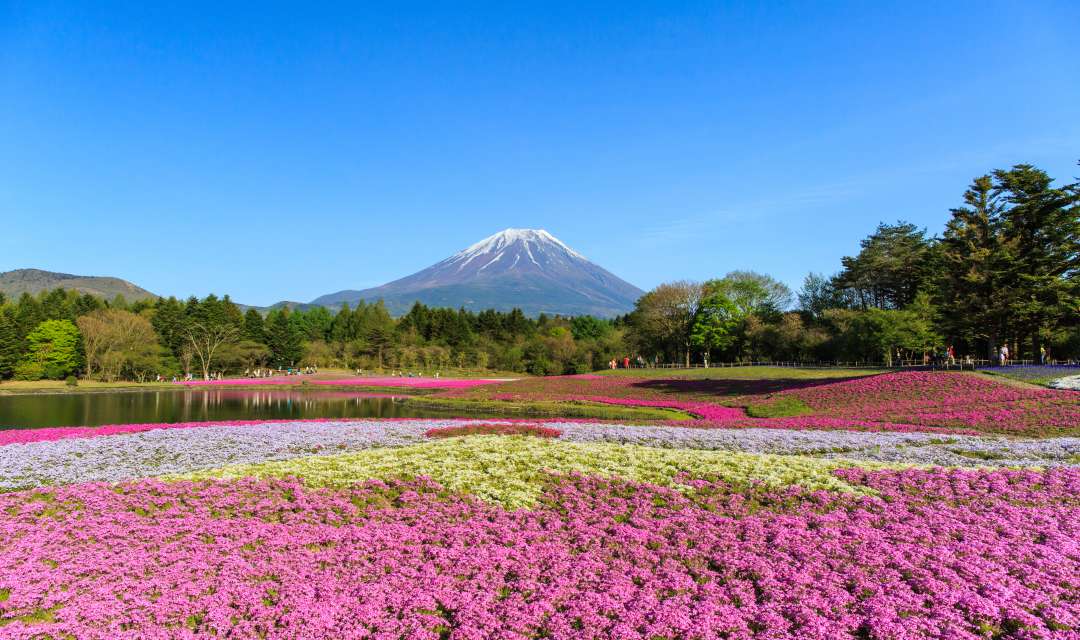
[{"left": 0, "top": 389, "right": 485, "bottom": 430}]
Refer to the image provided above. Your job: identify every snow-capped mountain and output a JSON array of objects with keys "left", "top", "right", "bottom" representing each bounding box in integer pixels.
[{"left": 311, "top": 229, "right": 644, "bottom": 317}]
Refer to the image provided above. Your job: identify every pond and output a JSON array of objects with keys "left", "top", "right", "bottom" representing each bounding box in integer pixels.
[{"left": 0, "top": 389, "right": 497, "bottom": 430}]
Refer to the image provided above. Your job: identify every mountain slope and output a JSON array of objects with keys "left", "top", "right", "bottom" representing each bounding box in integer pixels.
[
  {"left": 312, "top": 229, "right": 643, "bottom": 317},
  {"left": 0, "top": 269, "right": 158, "bottom": 301}
]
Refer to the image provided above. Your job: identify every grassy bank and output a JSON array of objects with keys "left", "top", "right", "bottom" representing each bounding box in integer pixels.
[
  {"left": 400, "top": 396, "right": 692, "bottom": 421},
  {"left": 0, "top": 380, "right": 174, "bottom": 395}
]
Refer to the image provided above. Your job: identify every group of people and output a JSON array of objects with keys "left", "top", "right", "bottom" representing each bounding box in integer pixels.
[
  {"left": 388, "top": 370, "right": 440, "bottom": 378},
  {"left": 242, "top": 366, "right": 318, "bottom": 378},
  {"left": 997, "top": 344, "right": 1050, "bottom": 366},
  {"left": 902, "top": 343, "right": 1053, "bottom": 367},
  {"left": 608, "top": 356, "right": 646, "bottom": 370}
]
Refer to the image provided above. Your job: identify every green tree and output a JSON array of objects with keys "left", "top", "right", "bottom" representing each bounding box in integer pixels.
[
  {"left": 266, "top": 309, "right": 304, "bottom": 368},
  {"left": 993, "top": 164, "right": 1080, "bottom": 359},
  {"left": 41, "top": 288, "right": 75, "bottom": 321},
  {"left": 242, "top": 308, "right": 266, "bottom": 343},
  {"left": 691, "top": 286, "right": 739, "bottom": 366},
  {"left": 19, "top": 319, "right": 82, "bottom": 379},
  {"left": 0, "top": 310, "right": 18, "bottom": 379},
  {"left": 630, "top": 281, "right": 703, "bottom": 366},
  {"left": 835, "top": 222, "right": 936, "bottom": 309},
  {"left": 715, "top": 271, "right": 792, "bottom": 316},
  {"left": 151, "top": 297, "right": 187, "bottom": 357},
  {"left": 570, "top": 315, "right": 609, "bottom": 341},
  {"left": 76, "top": 309, "right": 162, "bottom": 381},
  {"left": 797, "top": 272, "right": 851, "bottom": 318},
  {"left": 183, "top": 295, "right": 240, "bottom": 379},
  {"left": 13, "top": 293, "right": 43, "bottom": 344},
  {"left": 939, "top": 175, "right": 1008, "bottom": 359}
]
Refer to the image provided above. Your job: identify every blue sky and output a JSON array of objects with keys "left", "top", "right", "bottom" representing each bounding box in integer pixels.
[{"left": 2, "top": 1, "right": 1078, "bottom": 306}]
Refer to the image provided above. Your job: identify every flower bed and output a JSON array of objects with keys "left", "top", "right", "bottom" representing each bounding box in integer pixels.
[
  {"left": 490, "top": 393, "right": 746, "bottom": 422},
  {"left": 0, "top": 466, "right": 1076, "bottom": 638},
  {"left": 442, "top": 370, "right": 1080, "bottom": 435},
  {"left": 3, "top": 419, "right": 1077, "bottom": 492},
  {"left": 980, "top": 364, "right": 1080, "bottom": 386},
  {"left": 173, "top": 436, "right": 887, "bottom": 507},
  {"left": 424, "top": 423, "right": 561, "bottom": 439},
  {"left": 785, "top": 371, "right": 1080, "bottom": 436}
]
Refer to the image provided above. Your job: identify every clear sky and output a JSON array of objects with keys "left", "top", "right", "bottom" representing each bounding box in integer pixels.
[{"left": 2, "top": 1, "right": 1078, "bottom": 306}]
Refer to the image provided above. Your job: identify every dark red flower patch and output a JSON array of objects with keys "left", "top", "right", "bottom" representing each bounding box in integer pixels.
[{"left": 424, "top": 423, "right": 562, "bottom": 439}]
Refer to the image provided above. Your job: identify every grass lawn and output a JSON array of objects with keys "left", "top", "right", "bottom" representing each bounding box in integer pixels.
[
  {"left": 0, "top": 368, "right": 524, "bottom": 396},
  {"left": 0, "top": 380, "right": 174, "bottom": 395}
]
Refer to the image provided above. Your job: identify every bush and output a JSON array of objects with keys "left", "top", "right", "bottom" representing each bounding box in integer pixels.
[
  {"left": 13, "top": 362, "right": 44, "bottom": 381},
  {"left": 65, "top": 375, "right": 79, "bottom": 387},
  {"left": 43, "top": 363, "right": 68, "bottom": 380}
]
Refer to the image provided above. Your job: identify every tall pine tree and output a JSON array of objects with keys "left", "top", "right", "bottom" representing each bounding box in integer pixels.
[
  {"left": 940, "top": 175, "right": 1008, "bottom": 359},
  {"left": 993, "top": 165, "right": 1080, "bottom": 358}
]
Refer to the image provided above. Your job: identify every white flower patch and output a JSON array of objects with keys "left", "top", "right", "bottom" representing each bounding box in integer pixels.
[{"left": 1, "top": 419, "right": 1077, "bottom": 491}]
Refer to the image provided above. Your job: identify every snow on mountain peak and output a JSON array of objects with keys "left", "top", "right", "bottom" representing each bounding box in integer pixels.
[{"left": 451, "top": 229, "right": 586, "bottom": 267}]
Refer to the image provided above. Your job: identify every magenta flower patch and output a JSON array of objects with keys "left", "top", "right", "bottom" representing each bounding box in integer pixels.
[{"left": 0, "top": 468, "right": 1076, "bottom": 638}]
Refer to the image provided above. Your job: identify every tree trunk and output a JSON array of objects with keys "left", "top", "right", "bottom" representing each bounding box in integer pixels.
[{"left": 1031, "top": 324, "right": 1041, "bottom": 363}]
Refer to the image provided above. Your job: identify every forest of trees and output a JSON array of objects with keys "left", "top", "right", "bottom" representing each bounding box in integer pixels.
[
  {"left": 1, "top": 162, "right": 1076, "bottom": 382},
  {"left": 630, "top": 163, "right": 1080, "bottom": 366},
  {"left": 0, "top": 290, "right": 630, "bottom": 381}
]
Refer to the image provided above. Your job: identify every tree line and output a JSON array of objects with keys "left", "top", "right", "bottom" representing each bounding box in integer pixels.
[
  {"left": 628, "top": 162, "right": 1079, "bottom": 366},
  {"left": 0, "top": 289, "right": 629, "bottom": 381}
]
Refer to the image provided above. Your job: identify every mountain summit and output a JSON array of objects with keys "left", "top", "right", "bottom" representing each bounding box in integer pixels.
[
  {"left": 0, "top": 269, "right": 157, "bottom": 301},
  {"left": 311, "top": 229, "right": 643, "bottom": 317}
]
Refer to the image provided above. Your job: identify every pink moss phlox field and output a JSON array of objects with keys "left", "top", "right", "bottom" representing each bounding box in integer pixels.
[
  {"left": 0, "top": 468, "right": 1077, "bottom": 638},
  {"left": 786, "top": 371, "right": 1080, "bottom": 435},
  {"left": 446, "top": 371, "right": 1080, "bottom": 435},
  {"left": 176, "top": 376, "right": 504, "bottom": 389},
  {"left": 424, "top": 423, "right": 562, "bottom": 439}
]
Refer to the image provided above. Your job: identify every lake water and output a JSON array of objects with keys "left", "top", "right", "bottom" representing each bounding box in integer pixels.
[{"left": 0, "top": 389, "right": 496, "bottom": 429}]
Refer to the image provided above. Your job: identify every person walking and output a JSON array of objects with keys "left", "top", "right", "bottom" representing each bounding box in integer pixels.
[{"left": 1040, "top": 345, "right": 1047, "bottom": 364}]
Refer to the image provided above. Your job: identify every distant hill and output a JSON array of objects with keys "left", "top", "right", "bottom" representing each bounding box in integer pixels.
[
  {"left": 310, "top": 229, "right": 644, "bottom": 317},
  {"left": 0, "top": 269, "right": 158, "bottom": 301}
]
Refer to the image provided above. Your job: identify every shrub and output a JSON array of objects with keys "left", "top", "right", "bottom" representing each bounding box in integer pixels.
[
  {"left": 65, "top": 375, "right": 79, "bottom": 387},
  {"left": 13, "top": 362, "right": 44, "bottom": 381}
]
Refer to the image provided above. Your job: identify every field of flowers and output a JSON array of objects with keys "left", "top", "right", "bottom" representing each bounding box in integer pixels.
[
  {"left": 782, "top": 372, "right": 1080, "bottom": 436},
  {"left": 1, "top": 368, "right": 1079, "bottom": 638},
  {"left": 979, "top": 364, "right": 1080, "bottom": 386},
  {"left": 439, "top": 369, "right": 1080, "bottom": 436},
  {"left": 0, "top": 439, "right": 1077, "bottom": 638}
]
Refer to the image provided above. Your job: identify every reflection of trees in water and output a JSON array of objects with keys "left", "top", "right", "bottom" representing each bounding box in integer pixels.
[{"left": 0, "top": 390, "right": 437, "bottom": 429}]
